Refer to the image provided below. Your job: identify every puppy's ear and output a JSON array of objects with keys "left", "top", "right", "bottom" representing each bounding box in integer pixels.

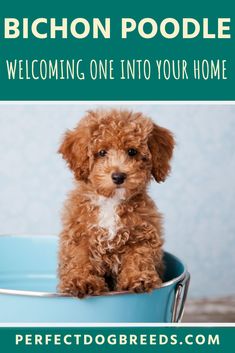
[
  {"left": 148, "top": 123, "right": 175, "bottom": 183},
  {"left": 58, "top": 125, "right": 90, "bottom": 181}
]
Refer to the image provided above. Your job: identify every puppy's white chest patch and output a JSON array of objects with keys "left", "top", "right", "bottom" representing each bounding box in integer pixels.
[{"left": 96, "top": 189, "right": 125, "bottom": 240}]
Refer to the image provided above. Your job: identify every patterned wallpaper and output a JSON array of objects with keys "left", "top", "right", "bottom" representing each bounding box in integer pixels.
[{"left": 0, "top": 104, "right": 234, "bottom": 298}]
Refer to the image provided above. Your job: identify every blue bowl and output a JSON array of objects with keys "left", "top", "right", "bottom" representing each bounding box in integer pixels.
[{"left": 0, "top": 235, "right": 190, "bottom": 323}]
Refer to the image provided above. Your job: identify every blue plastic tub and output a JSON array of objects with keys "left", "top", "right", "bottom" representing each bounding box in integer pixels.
[{"left": 0, "top": 235, "right": 190, "bottom": 323}]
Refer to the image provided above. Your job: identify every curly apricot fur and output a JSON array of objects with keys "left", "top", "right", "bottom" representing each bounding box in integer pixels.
[{"left": 58, "top": 110, "right": 175, "bottom": 297}]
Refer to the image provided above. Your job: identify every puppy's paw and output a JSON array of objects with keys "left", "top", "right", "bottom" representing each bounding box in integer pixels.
[
  {"left": 117, "top": 271, "right": 162, "bottom": 293},
  {"left": 59, "top": 275, "right": 108, "bottom": 298}
]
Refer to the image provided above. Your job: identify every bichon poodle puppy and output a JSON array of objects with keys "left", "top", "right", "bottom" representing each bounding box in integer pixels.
[{"left": 58, "top": 109, "right": 175, "bottom": 297}]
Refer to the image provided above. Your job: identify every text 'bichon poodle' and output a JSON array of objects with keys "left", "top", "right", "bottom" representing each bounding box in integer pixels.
[{"left": 58, "top": 110, "right": 175, "bottom": 297}]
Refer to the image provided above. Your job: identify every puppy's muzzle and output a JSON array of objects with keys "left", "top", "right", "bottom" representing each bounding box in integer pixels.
[{"left": 111, "top": 172, "right": 127, "bottom": 185}]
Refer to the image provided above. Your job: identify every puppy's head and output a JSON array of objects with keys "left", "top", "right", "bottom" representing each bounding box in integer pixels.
[{"left": 59, "top": 110, "right": 175, "bottom": 198}]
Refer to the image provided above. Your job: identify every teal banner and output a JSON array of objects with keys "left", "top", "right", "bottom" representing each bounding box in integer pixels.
[
  {"left": 0, "top": 0, "right": 234, "bottom": 100},
  {"left": 0, "top": 326, "right": 233, "bottom": 353}
]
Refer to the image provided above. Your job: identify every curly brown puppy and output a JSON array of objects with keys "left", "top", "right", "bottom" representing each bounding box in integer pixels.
[{"left": 58, "top": 109, "right": 175, "bottom": 298}]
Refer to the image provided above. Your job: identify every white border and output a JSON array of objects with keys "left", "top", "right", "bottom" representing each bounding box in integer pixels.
[
  {"left": 0, "top": 101, "right": 234, "bottom": 105},
  {"left": 0, "top": 323, "right": 235, "bottom": 327}
]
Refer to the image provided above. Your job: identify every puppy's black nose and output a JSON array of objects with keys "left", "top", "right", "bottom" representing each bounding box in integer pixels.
[{"left": 111, "top": 172, "right": 127, "bottom": 185}]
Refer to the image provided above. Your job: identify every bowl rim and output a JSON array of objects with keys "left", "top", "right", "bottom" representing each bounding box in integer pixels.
[{"left": 0, "top": 234, "right": 188, "bottom": 298}]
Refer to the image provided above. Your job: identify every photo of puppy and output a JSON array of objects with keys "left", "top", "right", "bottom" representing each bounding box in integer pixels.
[{"left": 58, "top": 109, "right": 175, "bottom": 298}]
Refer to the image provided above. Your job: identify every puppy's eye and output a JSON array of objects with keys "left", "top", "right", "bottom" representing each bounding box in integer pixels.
[
  {"left": 98, "top": 150, "right": 107, "bottom": 157},
  {"left": 128, "top": 148, "right": 138, "bottom": 157}
]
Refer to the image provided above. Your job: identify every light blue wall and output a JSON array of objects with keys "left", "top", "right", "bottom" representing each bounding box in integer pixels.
[{"left": 0, "top": 104, "right": 234, "bottom": 298}]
